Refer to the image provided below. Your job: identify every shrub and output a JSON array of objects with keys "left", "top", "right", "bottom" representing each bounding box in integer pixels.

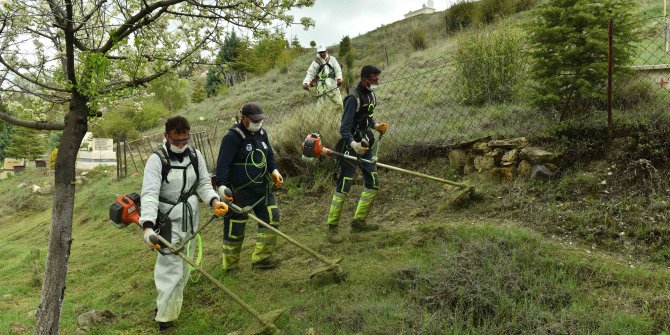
[
  {"left": 445, "top": 1, "right": 477, "bottom": 32},
  {"left": 476, "top": 0, "right": 515, "bottom": 25},
  {"left": 49, "top": 148, "right": 58, "bottom": 169},
  {"left": 614, "top": 79, "right": 660, "bottom": 110},
  {"left": 453, "top": 25, "right": 528, "bottom": 105},
  {"left": 409, "top": 28, "right": 428, "bottom": 51}
]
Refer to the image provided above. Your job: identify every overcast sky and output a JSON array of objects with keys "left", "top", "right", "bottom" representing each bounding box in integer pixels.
[{"left": 284, "top": 0, "right": 455, "bottom": 48}]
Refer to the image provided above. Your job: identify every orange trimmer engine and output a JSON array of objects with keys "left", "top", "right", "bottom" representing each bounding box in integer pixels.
[
  {"left": 301, "top": 133, "right": 330, "bottom": 163},
  {"left": 109, "top": 193, "right": 141, "bottom": 228}
]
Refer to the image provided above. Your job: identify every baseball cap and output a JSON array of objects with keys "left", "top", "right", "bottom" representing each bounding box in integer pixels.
[
  {"left": 241, "top": 102, "right": 265, "bottom": 121},
  {"left": 316, "top": 44, "right": 327, "bottom": 53}
]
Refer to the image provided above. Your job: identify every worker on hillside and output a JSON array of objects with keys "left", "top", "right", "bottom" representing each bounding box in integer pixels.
[
  {"left": 215, "top": 102, "right": 284, "bottom": 272},
  {"left": 139, "top": 116, "right": 229, "bottom": 332},
  {"left": 302, "top": 44, "right": 344, "bottom": 117},
  {"left": 325, "top": 65, "right": 388, "bottom": 244}
]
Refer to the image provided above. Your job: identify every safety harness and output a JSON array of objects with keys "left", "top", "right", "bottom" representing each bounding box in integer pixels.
[
  {"left": 153, "top": 147, "right": 200, "bottom": 235},
  {"left": 315, "top": 57, "right": 337, "bottom": 81},
  {"left": 228, "top": 125, "right": 272, "bottom": 194}
]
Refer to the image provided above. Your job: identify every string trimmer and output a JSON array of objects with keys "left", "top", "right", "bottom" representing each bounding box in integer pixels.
[
  {"left": 109, "top": 194, "right": 283, "bottom": 335},
  {"left": 301, "top": 133, "right": 476, "bottom": 203},
  {"left": 224, "top": 198, "right": 347, "bottom": 282}
]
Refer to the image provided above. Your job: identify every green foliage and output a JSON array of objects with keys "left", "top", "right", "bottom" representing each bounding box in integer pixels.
[
  {"left": 454, "top": 25, "right": 528, "bottom": 105},
  {"left": 0, "top": 121, "right": 12, "bottom": 161},
  {"left": 135, "top": 99, "right": 169, "bottom": 131},
  {"left": 528, "top": 0, "right": 641, "bottom": 118},
  {"left": 614, "top": 79, "right": 660, "bottom": 110},
  {"left": 339, "top": 36, "right": 351, "bottom": 59},
  {"left": 206, "top": 32, "right": 243, "bottom": 96},
  {"left": 477, "top": 0, "right": 516, "bottom": 25},
  {"left": 148, "top": 74, "right": 188, "bottom": 111},
  {"left": 191, "top": 83, "right": 206, "bottom": 103},
  {"left": 4, "top": 125, "right": 46, "bottom": 160},
  {"left": 445, "top": 1, "right": 477, "bottom": 32},
  {"left": 409, "top": 28, "right": 428, "bottom": 51},
  {"left": 48, "top": 131, "right": 62, "bottom": 151},
  {"left": 49, "top": 148, "right": 58, "bottom": 169},
  {"left": 290, "top": 35, "right": 302, "bottom": 50},
  {"left": 309, "top": 40, "right": 316, "bottom": 48}
]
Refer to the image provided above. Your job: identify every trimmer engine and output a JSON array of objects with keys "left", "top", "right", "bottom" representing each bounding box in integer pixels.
[{"left": 109, "top": 193, "right": 141, "bottom": 228}]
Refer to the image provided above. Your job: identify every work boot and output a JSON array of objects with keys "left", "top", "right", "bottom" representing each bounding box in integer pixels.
[
  {"left": 158, "top": 321, "right": 174, "bottom": 332},
  {"left": 327, "top": 225, "right": 345, "bottom": 244},
  {"left": 351, "top": 219, "right": 379, "bottom": 233},
  {"left": 251, "top": 257, "right": 280, "bottom": 270}
]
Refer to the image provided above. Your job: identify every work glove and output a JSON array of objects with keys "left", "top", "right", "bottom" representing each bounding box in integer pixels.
[
  {"left": 143, "top": 228, "right": 160, "bottom": 249},
  {"left": 271, "top": 169, "right": 284, "bottom": 187},
  {"left": 302, "top": 83, "right": 309, "bottom": 90},
  {"left": 213, "top": 200, "right": 229, "bottom": 217},
  {"left": 374, "top": 122, "right": 388, "bottom": 134},
  {"left": 350, "top": 141, "right": 369, "bottom": 155},
  {"left": 310, "top": 79, "right": 317, "bottom": 87},
  {"left": 337, "top": 78, "right": 343, "bottom": 87},
  {"left": 217, "top": 185, "right": 233, "bottom": 203}
]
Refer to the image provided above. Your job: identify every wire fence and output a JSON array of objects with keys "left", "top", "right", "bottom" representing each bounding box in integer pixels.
[{"left": 116, "top": 12, "right": 670, "bottom": 177}]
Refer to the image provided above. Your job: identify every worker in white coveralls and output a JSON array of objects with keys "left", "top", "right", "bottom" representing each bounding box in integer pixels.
[
  {"left": 139, "top": 116, "right": 229, "bottom": 332},
  {"left": 302, "top": 43, "right": 344, "bottom": 116}
]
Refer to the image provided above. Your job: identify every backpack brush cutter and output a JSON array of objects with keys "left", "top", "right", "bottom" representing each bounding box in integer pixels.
[
  {"left": 301, "top": 133, "right": 478, "bottom": 204},
  {"left": 109, "top": 193, "right": 283, "bottom": 335}
]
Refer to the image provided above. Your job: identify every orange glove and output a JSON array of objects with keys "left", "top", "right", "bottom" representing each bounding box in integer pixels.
[
  {"left": 375, "top": 122, "right": 388, "bottom": 134},
  {"left": 271, "top": 169, "right": 284, "bottom": 187},
  {"left": 213, "top": 200, "right": 229, "bottom": 217},
  {"left": 337, "top": 78, "right": 343, "bottom": 87}
]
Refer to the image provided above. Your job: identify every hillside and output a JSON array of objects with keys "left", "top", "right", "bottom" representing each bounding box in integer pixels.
[{"left": 4, "top": 1, "right": 670, "bottom": 334}]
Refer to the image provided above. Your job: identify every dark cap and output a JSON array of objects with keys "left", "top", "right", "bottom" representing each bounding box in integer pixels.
[{"left": 241, "top": 102, "right": 266, "bottom": 121}]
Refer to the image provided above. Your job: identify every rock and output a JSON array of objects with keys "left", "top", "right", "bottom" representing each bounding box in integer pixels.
[
  {"left": 225, "top": 331, "right": 242, "bottom": 335},
  {"left": 531, "top": 164, "right": 556, "bottom": 180},
  {"left": 31, "top": 184, "right": 42, "bottom": 193},
  {"left": 77, "top": 326, "right": 90, "bottom": 334},
  {"left": 81, "top": 171, "right": 89, "bottom": 176},
  {"left": 490, "top": 167, "right": 516, "bottom": 181},
  {"left": 488, "top": 137, "right": 528, "bottom": 149},
  {"left": 9, "top": 323, "right": 28, "bottom": 334},
  {"left": 519, "top": 146, "right": 557, "bottom": 164},
  {"left": 2, "top": 294, "right": 11, "bottom": 299},
  {"left": 463, "top": 159, "right": 475, "bottom": 175},
  {"left": 448, "top": 149, "right": 467, "bottom": 174},
  {"left": 517, "top": 160, "right": 532, "bottom": 179},
  {"left": 26, "top": 309, "right": 37, "bottom": 318},
  {"left": 501, "top": 149, "right": 519, "bottom": 166},
  {"left": 302, "top": 327, "right": 318, "bottom": 335},
  {"left": 76, "top": 310, "right": 116, "bottom": 330},
  {"left": 17, "top": 182, "right": 26, "bottom": 189},
  {"left": 474, "top": 155, "right": 495, "bottom": 172},
  {"left": 37, "top": 184, "right": 53, "bottom": 195},
  {"left": 472, "top": 142, "right": 490, "bottom": 154}
]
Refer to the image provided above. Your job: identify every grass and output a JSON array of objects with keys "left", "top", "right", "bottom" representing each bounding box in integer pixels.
[{"left": 2, "top": 161, "right": 670, "bottom": 334}]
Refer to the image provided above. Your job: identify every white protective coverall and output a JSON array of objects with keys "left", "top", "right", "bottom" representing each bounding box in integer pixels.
[
  {"left": 139, "top": 142, "right": 219, "bottom": 323},
  {"left": 302, "top": 55, "right": 344, "bottom": 114}
]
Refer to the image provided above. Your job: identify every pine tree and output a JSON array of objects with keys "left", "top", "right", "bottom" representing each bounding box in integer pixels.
[
  {"left": 528, "top": 0, "right": 639, "bottom": 119},
  {"left": 4, "top": 125, "right": 45, "bottom": 160},
  {"left": 206, "top": 31, "right": 243, "bottom": 96}
]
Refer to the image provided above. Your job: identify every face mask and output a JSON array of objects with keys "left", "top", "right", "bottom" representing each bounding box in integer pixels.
[
  {"left": 170, "top": 144, "right": 188, "bottom": 154},
  {"left": 247, "top": 120, "right": 263, "bottom": 132},
  {"left": 369, "top": 84, "right": 379, "bottom": 92}
]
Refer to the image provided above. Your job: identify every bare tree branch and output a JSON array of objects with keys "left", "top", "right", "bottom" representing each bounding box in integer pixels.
[
  {"left": 0, "top": 55, "right": 70, "bottom": 93},
  {"left": 0, "top": 108, "right": 65, "bottom": 130}
]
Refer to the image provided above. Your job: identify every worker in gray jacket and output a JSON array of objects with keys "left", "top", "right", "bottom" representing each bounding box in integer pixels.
[
  {"left": 139, "top": 116, "right": 228, "bottom": 332},
  {"left": 302, "top": 44, "right": 344, "bottom": 117}
]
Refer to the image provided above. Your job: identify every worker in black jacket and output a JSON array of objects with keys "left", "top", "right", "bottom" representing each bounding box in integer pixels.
[
  {"left": 325, "top": 65, "right": 388, "bottom": 244},
  {"left": 215, "top": 102, "right": 284, "bottom": 272}
]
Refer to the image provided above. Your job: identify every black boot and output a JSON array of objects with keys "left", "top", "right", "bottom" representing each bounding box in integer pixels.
[
  {"left": 158, "top": 321, "right": 174, "bottom": 332},
  {"left": 351, "top": 219, "right": 379, "bottom": 233}
]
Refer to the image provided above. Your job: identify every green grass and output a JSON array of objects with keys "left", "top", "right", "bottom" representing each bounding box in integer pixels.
[{"left": 2, "top": 164, "right": 670, "bottom": 334}]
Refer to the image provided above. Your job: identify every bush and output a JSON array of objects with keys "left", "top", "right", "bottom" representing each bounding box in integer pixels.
[
  {"left": 614, "top": 79, "right": 660, "bottom": 110},
  {"left": 49, "top": 148, "right": 58, "bottom": 169},
  {"left": 453, "top": 25, "right": 528, "bottom": 105},
  {"left": 476, "top": 0, "right": 515, "bottom": 25},
  {"left": 445, "top": 1, "right": 477, "bottom": 32},
  {"left": 409, "top": 28, "right": 428, "bottom": 51}
]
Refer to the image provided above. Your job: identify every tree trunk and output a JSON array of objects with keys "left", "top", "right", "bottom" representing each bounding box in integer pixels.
[{"left": 34, "top": 93, "right": 88, "bottom": 335}]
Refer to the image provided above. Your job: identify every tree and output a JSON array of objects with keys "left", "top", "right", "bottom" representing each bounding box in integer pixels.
[
  {"left": 4, "top": 125, "right": 45, "bottom": 160},
  {"left": 290, "top": 35, "right": 302, "bottom": 50},
  {"left": 310, "top": 40, "right": 316, "bottom": 48},
  {"left": 528, "top": 0, "right": 639, "bottom": 119},
  {"left": 0, "top": 1, "right": 314, "bottom": 333},
  {"left": 206, "top": 31, "right": 244, "bottom": 96},
  {"left": 0, "top": 121, "right": 13, "bottom": 161}
]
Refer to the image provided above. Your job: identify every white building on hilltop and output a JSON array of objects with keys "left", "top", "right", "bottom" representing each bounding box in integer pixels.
[{"left": 404, "top": 0, "right": 436, "bottom": 19}]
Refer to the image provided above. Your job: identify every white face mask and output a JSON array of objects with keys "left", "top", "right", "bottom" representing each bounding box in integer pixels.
[
  {"left": 369, "top": 84, "right": 379, "bottom": 92},
  {"left": 247, "top": 120, "right": 263, "bottom": 132},
  {"left": 170, "top": 144, "right": 188, "bottom": 153}
]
